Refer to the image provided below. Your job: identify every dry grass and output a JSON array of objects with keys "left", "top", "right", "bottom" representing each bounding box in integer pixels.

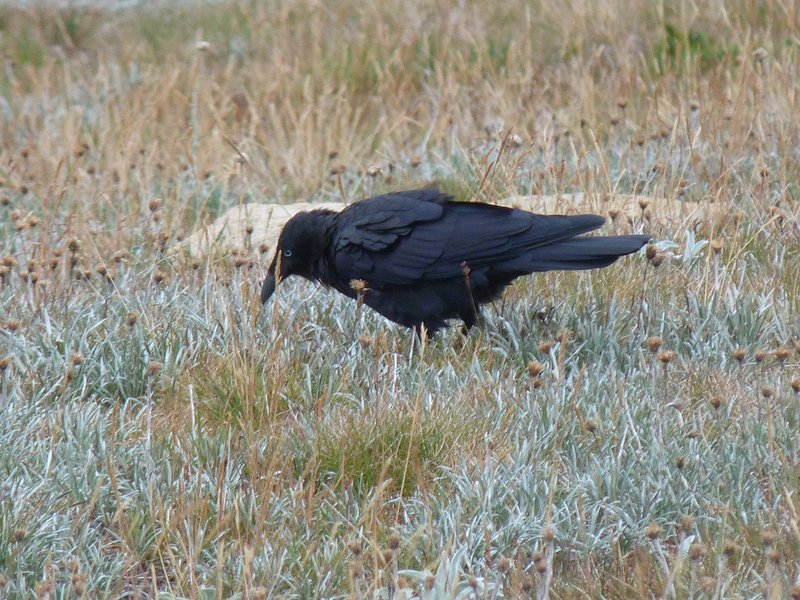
[{"left": 1, "top": 0, "right": 800, "bottom": 598}]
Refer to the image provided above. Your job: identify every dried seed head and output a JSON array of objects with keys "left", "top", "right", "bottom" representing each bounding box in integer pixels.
[
  {"left": 366, "top": 164, "right": 383, "bottom": 178},
  {"left": 767, "top": 549, "right": 780, "bottom": 565},
  {"left": 0, "top": 195, "right": 9, "bottom": 207},
  {"left": 538, "top": 341, "right": 554, "bottom": 354},
  {"left": 358, "top": 334, "right": 372, "bottom": 348},
  {"left": 645, "top": 522, "right": 662, "bottom": 540},
  {"left": 710, "top": 239, "right": 723, "bottom": 254},
  {"left": 584, "top": 418, "right": 597, "bottom": 434},
  {"left": 733, "top": 348, "right": 746, "bottom": 363},
  {"left": 646, "top": 336, "right": 663, "bottom": 353},
  {"left": 791, "top": 585, "right": 800, "bottom": 600},
  {"left": 761, "top": 530, "right": 776, "bottom": 547},
  {"left": 388, "top": 533, "right": 400, "bottom": 550},
  {"left": 689, "top": 543, "right": 705, "bottom": 561},
  {"left": 532, "top": 378, "right": 545, "bottom": 389},
  {"left": 689, "top": 99, "right": 700, "bottom": 112},
  {"left": 521, "top": 575, "right": 533, "bottom": 592},
  {"left": 760, "top": 387, "right": 774, "bottom": 399},
  {"left": 0, "top": 357, "right": 10, "bottom": 371},
  {"left": 233, "top": 255, "right": 251, "bottom": 269},
  {"left": 617, "top": 97, "right": 627, "bottom": 110},
  {"left": 191, "top": 259, "right": 201, "bottom": 271},
  {"left": 650, "top": 253, "right": 665, "bottom": 268},
  {"left": 66, "top": 559, "right": 79, "bottom": 573},
  {"left": 148, "top": 198, "right": 161, "bottom": 212},
  {"left": 645, "top": 244, "right": 658, "bottom": 260},
  {"left": 679, "top": 514, "right": 694, "bottom": 533},
  {"left": 347, "top": 540, "right": 361, "bottom": 556},
  {"left": 753, "top": 47, "right": 769, "bottom": 63},
  {"left": 657, "top": 350, "right": 676, "bottom": 364},
  {"left": 382, "top": 549, "right": 394, "bottom": 564},
  {"left": 468, "top": 575, "right": 479, "bottom": 589},
  {"left": 608, "top": 209, "right": 620, "bottom": 220},
  {"left": 774, "top": 347, "right": 791, "bottom": 362},
  {"left": 638, "top": 198, "right": 650, "bottom": 211},
  {"left": 755, "top": 350, "right": 768, "bottom": 363},
  {"left": 13, "top": 527, "right": 26, "bottom": 542},
  {"left": 153, "top": 270, "right": 167, "bottom": 284},
  {"left": 3, "top": 320, "right": 21, "bottom": 332},
  {"left": 722, "top": 539, "right": 738, "bottom": 557},
  {"left": 35, "top": 581, "right": 53, "bottom": 598},
  {"left": 410, "top": 155, "right": 422, "bottom": 167},
  {"left": 527, "top": 361, "right": 545, "bottom": 377},
  {"left": 542, "top": 526, "right": 555, "bottom": 543},
  {"left": 350, "top": 279, "right": 367, "bottom": 294},
  {"left": 196, "top": 40, "right": 211, "bottom": 52},
  {"left": 126, "top": 312, "right": 138, "bottom": 327},
  {"left": 251, "top": 586, "right": 267, "bottom": 600},
  {"left": 147, "top": 361, "right": 162, "bottom": 377},
  {"left": 67, "top": 237, "right": 81, "bottom": 253},
  {"left": 790, "top": 379, "right": 800, "bottom": 394},
  {"left": 71, "top": 573, "right": 86, "bottom": 597},
  {"left": 71, "top": 352, "right": 85, "bottom": 366},
  {"left": 676, "top": 455, "right": 686, "bottom": 470},
  {"left": 535, "top": 558, "right": 548, "bottom": 574},
  {"left": 497, "top": 557, "right": 512, "bottom": 573},
  {"left": 710, "top": 396, "right": 722, "bottom": 410},
  {"left": 245, "top": 223, "right": 254, "bottom": 235}
]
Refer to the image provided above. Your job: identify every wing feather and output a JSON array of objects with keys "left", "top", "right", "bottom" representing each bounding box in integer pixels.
[{"left": 332, "top": 190, "right": 605, "bottom": 285}]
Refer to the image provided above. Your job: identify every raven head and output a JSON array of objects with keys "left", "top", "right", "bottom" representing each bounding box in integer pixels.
[{"left": 261, "top": 211, "right": 331, "bottom": 303}]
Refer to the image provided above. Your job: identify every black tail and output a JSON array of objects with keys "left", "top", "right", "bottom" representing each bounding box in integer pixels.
[{"left": 513, "top": 234, "right": 651, "bottom": 272}]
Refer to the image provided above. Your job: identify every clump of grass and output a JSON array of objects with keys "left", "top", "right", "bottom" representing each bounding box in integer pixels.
[{"left": 314, "top": 406, "right": 479, "bottom": 496}]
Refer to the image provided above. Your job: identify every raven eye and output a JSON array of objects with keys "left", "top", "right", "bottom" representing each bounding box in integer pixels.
[{"left": 283, "top": 249, "right": 293, "bottom": 258}]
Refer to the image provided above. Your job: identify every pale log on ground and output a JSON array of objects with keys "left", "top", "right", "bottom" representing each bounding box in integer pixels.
[{"left": 178, "top": 193, "right": 728, "bottom": 257}]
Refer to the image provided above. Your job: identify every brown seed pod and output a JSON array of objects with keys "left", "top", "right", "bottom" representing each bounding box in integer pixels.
[
  {"left": 657, "top": 350, "right": 676, "bottom": 364},
  {"left": 645, "top": 523, "right": 662, "bottom": 540},
  {"left": 527, "top": 361, "right": 544, "bottom": 378},
  {"left": 646, "top": 336, "right": 663, "bottom": 353}
]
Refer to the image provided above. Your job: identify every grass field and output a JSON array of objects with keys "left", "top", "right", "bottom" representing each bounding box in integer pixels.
[{"left": 1, "top": 1, "right": 800, "bottom": 597}]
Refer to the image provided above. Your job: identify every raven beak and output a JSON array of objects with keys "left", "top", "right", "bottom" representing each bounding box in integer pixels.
[{"left": 260, "top": 273, "right": 276, "bottom": 304}]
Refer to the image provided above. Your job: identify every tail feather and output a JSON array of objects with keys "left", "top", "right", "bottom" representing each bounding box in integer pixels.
[{"left": 514, "top": 234, "right": 651, "bottom": 272}]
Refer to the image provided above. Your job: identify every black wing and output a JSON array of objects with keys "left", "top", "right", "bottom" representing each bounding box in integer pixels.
[{"left": 332, "top": 190, "right": 605, "bottom": 286}]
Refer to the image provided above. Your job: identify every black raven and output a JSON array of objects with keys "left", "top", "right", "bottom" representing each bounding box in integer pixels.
[{"left": 261, "top": 189, "right": 650, "bottom": 335}]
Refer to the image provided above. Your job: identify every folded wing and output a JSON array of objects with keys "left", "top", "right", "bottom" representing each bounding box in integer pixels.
[{"left": 332, "top": 190, "right": 609, "bottom": 286}]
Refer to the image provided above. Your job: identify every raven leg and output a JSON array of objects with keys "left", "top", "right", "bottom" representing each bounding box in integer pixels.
[
  {"left": 413, "top": 323, "right": 437, "bottom": 340},
  {"left": 459, "top": 308, "right": 480, "bottom": 336}
]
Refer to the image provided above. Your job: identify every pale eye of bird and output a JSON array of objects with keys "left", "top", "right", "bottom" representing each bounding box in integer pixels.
[{"left": 283, "top": 249, "right": 293, "bottom": 257}]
